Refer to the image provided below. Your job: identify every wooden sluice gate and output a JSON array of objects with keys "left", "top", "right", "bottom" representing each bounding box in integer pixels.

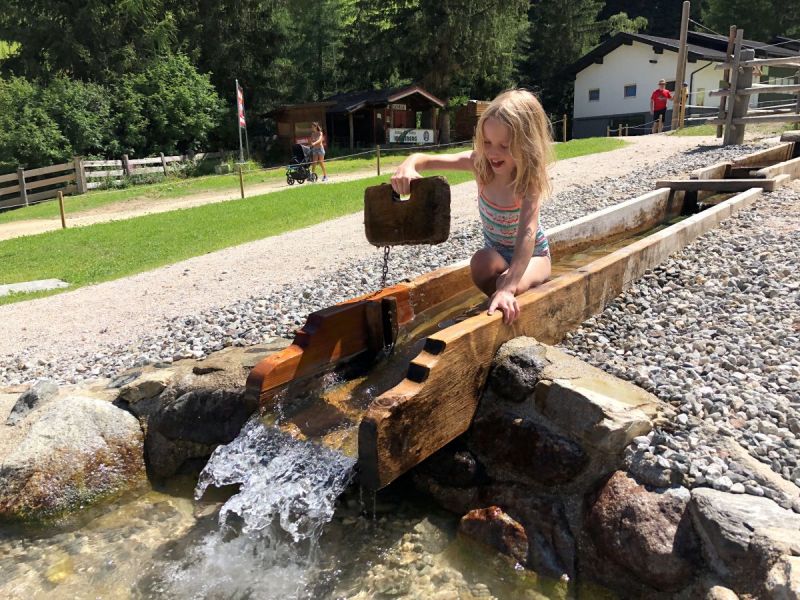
[{"left": 246, "top": 141, "right": 800, "bottom": 491}]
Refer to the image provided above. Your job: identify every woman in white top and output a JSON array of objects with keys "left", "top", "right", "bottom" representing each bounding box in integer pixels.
[{"left": 310, "top": 122, "right": 328, "bottom": 182}]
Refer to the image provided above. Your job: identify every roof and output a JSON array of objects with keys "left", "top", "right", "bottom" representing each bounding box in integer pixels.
[
  {"left": 323, "top": 85, "right": 446, "bottom": 114},
  {"left": 571, "top": 31, "right": 799, "bottom": 74}
]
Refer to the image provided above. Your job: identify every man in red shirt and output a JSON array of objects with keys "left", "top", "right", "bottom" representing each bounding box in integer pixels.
[{"left": 651, "top": 79, "right": 673, "bottom": 133}]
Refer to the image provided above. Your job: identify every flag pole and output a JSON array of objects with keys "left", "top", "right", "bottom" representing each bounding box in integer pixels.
[{"left": 236, "top": 79, "right": 244, "bottom": 163}]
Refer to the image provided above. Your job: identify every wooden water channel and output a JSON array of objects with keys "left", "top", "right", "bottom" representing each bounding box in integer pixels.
[{"left": 247, "top": 140, "right": 800, "bottom": 490}]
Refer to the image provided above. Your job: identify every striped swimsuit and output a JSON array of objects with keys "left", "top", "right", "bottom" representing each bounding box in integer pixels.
[{"left": 478, "top": 187, "right": 550, "bottom": 263}]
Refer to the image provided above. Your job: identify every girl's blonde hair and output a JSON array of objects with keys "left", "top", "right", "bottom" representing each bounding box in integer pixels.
[{"left": 473, "top": 89, "right": 554, "bottom": 203}]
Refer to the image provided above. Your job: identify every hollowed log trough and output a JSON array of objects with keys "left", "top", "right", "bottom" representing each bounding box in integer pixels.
[{"left": 247, "top": 143, "right": 799, "bottom": 491}]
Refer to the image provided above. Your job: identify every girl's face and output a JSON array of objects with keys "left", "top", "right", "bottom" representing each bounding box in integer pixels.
[{"left": 482, "top": 117, "right": 515, "bottom": 178}]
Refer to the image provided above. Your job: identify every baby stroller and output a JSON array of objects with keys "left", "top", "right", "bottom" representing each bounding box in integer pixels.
[{"left": 286, "top": 144, "right": 318, "bottom": 185}]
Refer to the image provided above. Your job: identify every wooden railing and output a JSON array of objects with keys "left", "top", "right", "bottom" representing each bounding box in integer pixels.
[{"left": 0, "top": 152, "right": 221, "bottom": 210}]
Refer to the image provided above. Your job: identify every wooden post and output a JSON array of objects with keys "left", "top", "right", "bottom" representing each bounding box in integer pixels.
[
  {"left": 729, "top": 48, "right": 754, "bottom": 145},
  {"left": 678, "top": 86, "right": 689, "bottom": 129},
  {"left": 17, "top": 167, "right": 27, "bottom": 207},
  {"left": 73, "top": 156, "right": 87, "bottom": 194},
  {"left": 57, "top": 191, "right": 67, "bottom": 229},
  {"left": 376, "top": 145, "right": 381, "bottom": 176},
  {"left": 607, "top": 125, "right": 611, "bottom": 137},
  {"left": 122, "top": 154, "right": 132, "bottom": 177},
  {"left": 349, "top": 113, "right": 354, "bottom": 151},
  {"left": 238, "top": 164, "right": 245, "bottom": 199},
  {"left": 671, "top": 1, "right": 691, "bottom": 131},
  {"left": 658, "top": 115, "right": 663, "bottom": 133},
  {"left": 625, "top": 124, "right": 629, "bottom": 136},
  {"left": 717, "top": 26, "right": 737, "bottom": 138},
  {"left": 562, "top": 114, "right": 568, "bottom": 142},
  {"left": 794, "top": 93, "right": 800, "bottom": 130},
  {"left": 723, "top": 30, "right": 745, "bottom": 145},
  {"left": 160, "top": 152, "right": 168, "bottom": 176},
  {"left": 618, "top": 124, "right": 623, "bottom": 137}
]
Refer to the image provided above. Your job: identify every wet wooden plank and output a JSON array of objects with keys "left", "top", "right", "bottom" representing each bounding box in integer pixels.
[
  {"left": 358, "top": 187, "right": 764, "bottom": 490},
  {"left": 656, "top": 178, "right": 779, "bottom": 192}
]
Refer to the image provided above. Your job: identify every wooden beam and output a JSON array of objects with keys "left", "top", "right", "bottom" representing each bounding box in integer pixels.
[
  {"left": 656, "top": 178, "right": 780, "bottom": 192},
  {"left": 358, "top": 187, "right": 764, "bottom": 490},
  {"left": 732, "top": 113, "right": 800, "bottom": 125},
  {"left": 671, "top": 1, "right": 690, "bottom": 131},
  {"left": 716, "top": 57, "right": 800, "bottom": 70},
  {"left": 717, "top": 25, "right": 737, "bottom": 138},
  {"left": 711, "top": 84, "right": 800, "bottom": 97},
  {"left": 754, "top": 156, "right": 800, "bottom": 179},
  {"left": 732, "top": 143, "right": 794, "bottom": 167},
  {"left": 725, "top": 35, "right": 750, "bottom": 145}
]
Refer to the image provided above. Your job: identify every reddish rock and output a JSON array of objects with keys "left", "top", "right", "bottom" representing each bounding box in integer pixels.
[
  {"left": 587, "top": 471, "right": 700, "bottom": 592},
  {"left": 458, "top": 506, "right": 529, "bottom": 565}
]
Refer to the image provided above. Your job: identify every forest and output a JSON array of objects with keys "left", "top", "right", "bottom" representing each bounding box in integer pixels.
[{"left": 1, "top": 0, "right": 798, "bottom": 168}]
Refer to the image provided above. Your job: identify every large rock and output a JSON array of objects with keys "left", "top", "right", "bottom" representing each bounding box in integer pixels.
[
  {"left": 0, "top": 395, "right": 145, "bottom": 522},
  {"left": 120, "top": 343, "right": 288, "bottom": 478},
  {"left": 585, "top": 471, "right": 700, "bottom": 593},
  {"left": 690, "top": 487, "right": 800, "bottom": 595},
  {"left": 470, "top": 338, "right": 660, "bottom": 493},
  {"left": 458, "top": 506, "right": 529, "bottom": 565}
]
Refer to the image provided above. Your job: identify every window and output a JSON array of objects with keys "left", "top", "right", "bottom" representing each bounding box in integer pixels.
[
  {"left": 624, "top": 84, "right": 637, "bottom": 98},
  {"left": 588, "top": 89, "right": 600, "bottom": 101}
]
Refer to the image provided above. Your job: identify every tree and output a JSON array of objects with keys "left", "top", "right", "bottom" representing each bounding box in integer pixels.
[
  {"left": 0, "top": 0, "right": 177, "bottom": 81},
  {"left": 0, "top": 77, "right": 70, "bottom": 168},
  {"left": 42, "top": 76, "right": 114, "bottom": 157},
  {"left": 605, "top": 12, "right": 649, "bottom": 35},
  {"left": 521, "top": 0, "right": 606, "bottom": 115},
  {"left": 702, "top": 0, "right": 800, "bottom": 41},
  {"left": 112, "top": 54, "right": 225, "bottom": 156}
]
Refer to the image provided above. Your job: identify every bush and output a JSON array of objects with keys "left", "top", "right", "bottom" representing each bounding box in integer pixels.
[{"left": 0, "top": 77, "right": 71, "bottom": 167}]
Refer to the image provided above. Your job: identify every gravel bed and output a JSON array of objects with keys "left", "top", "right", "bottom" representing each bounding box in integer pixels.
[{"left": 560, "top": 183, "right": 800, "bottom": 511}]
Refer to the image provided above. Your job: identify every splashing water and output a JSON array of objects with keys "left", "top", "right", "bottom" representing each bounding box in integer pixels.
[{"left": 151, "top": 416, "right": 356, "bottom": 599}]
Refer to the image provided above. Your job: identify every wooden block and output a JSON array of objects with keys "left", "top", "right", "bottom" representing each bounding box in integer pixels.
[{"left": 364, "top": 176, "right": 450, "bottom": 246}]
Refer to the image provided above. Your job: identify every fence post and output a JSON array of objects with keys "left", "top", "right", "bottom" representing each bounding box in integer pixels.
[
  {"left": 376, "top": 145, "right": 381, "bottom": 176},
  {"left": 625, "top": 124, "right": 629, "bottom": 136},
  {"left": 562, "top": 114, "right": 568, "bottom": 142},
  {"left": 160, "top": 152, "right": 168, "bottom": 176},
  {"left": 122, "top": 154, "right": 132, "bottom": 177},
  {"left": 17, "top": 167, "right": 28, "bottom": 207},
  {"left": 57, "top": 191, "right": 67, "bottom": 229},
  {"left": 238, "top": 164, "right": 245, "bottom": 199},
  {"left": 606, "top": 125, "right": 610, "bottom": 137},
  {"left": 618, "top": 125, "right": 623, "bottom": 137},
  {"left": 73, "top": 156, "right": 87, "bottom": 194}
]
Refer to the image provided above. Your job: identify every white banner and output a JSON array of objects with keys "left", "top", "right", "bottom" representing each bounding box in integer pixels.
[{"left": 388, "top": 128, "right": 434, "bottom": 144}]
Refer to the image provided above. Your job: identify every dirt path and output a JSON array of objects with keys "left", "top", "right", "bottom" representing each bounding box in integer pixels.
[
  {"left": 0, "top": 134, "right": 724, "bottom": 359},
  {"left": 0, "top": 134, "right": 717, "bottom": 242}
]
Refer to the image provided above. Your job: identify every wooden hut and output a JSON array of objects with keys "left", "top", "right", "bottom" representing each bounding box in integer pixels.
[{"left": 454, "top": 100, "right": 490, "bottom": 141}]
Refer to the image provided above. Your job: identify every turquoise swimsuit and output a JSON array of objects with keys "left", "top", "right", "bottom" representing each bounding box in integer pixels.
[{"left": 478, "top": 188, "right": 550, "bottom": 263}]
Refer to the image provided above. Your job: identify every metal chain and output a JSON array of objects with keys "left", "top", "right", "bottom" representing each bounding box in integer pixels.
[{"left": 381, "top": 246, "right": 391, "bottom": 288}]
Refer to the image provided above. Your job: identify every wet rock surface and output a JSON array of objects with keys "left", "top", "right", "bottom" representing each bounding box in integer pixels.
[
  {"left": 0, "top": 395, "right": 146, "bottom": 522},
  {"left": 458, "top": 506, "right": 529, "bottom": 565}
]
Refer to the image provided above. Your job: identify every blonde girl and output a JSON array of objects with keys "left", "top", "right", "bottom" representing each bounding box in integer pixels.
[
  {"left": 391, "top": 89, "right": 553, "bottom": 325},
  {"left": 309, "top": 122, "right": 328, "bottom": 182}
]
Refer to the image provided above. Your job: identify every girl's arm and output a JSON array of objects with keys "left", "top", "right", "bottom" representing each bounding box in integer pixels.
[
  {"left": 391, "top": 150, "right": 474, "bottom": 195},
  {"left": 487, "top": 197, "right": 540, "bottom": 323}
]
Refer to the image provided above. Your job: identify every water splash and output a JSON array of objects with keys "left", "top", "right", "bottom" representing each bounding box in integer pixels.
[
  {"left": 196, "top": 416, "right": 356, "bottom": 540},
  {"left": 150, "top": 416, "right": 356, "bottom": 599}
]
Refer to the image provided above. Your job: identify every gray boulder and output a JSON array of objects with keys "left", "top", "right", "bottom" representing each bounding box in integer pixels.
[{"left": 0, "top": 395, "right": 145, "bottom": 522}]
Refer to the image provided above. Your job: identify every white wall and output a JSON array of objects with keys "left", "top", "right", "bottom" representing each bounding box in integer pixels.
[{"left": 573, "top": 41, "right": 726, "bottom": 120}]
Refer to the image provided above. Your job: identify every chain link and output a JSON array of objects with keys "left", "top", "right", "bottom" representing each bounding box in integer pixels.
[{"left": 381, "top": 246, "right": 391, "bottom": 288}]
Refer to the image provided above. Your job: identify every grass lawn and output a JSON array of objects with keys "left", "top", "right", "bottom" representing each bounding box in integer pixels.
[
  {"left": 0, "top": 136, "right": 627, "bottom": 305},
  {"left": 669, "top": 124, "right": 718, "bottom": 137}
]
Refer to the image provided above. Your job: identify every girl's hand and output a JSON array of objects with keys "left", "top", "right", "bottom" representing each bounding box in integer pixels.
[
  {"left": 391, "top": 157, "right": 422, "bottom": 196},
  {"left": 487, "top": 289, "right": 520, "bottom": 325}
]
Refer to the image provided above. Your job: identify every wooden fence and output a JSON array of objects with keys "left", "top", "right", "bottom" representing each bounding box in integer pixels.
[
  {"left": 0, "top": 152, "right": 222, "bottom": 210},
  {"left": 686, "top": 27, "right": 800, "bottom": 145}
]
